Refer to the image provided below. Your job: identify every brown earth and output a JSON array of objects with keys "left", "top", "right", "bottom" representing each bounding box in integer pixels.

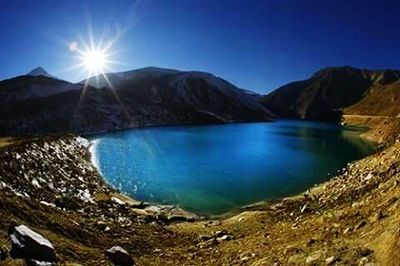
[
  {"left": 0, "top": 118, "right": 399, "bottom": 265},
  {"left": 342, "top": 115, "right": 400, "bottom": 144},
  {"left": 344, "top": 81, "right": 400, "bottom": 117}
]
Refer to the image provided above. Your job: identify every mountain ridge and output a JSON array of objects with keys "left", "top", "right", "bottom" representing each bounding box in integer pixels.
[
  {"left": 0, "top": 67, "right": 273, "bottom": 136},
  {"left": 261, "top": 66, "right": 400, "bottom": 121}
]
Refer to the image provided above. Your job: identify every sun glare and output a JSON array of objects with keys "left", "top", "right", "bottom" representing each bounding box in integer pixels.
[
  {"left": 82, "top": 49, "right": 107, "bottom": 73},
  {"left": 68, "top": 39, "right": 115, "bottom": 77},
  {"left": 66, "top": 21, "right": 133, "bottom": 124}
]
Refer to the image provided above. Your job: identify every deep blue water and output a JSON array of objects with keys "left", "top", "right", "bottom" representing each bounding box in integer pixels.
[{"left": 90, "top": 121, "right": 376, "bottom": 215}]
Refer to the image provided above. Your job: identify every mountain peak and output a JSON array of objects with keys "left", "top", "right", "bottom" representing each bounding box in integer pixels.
[{"left": 27, "top": 67, "right": 56, "bottom": 79}]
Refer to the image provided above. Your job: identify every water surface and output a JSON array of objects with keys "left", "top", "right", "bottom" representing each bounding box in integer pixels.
[{"left": 90, "top": 121, "right": 375, "bottom": 215}]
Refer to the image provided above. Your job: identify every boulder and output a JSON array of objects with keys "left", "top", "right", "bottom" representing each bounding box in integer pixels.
[
  {"left": 9, "top": 225, "right": 57, "bottom": 262},
  {"left": 105, "top": 246, "right": 134, "bottom": 266}
]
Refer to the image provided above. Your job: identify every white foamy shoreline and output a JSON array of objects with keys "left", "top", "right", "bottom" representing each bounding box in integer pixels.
[{"left": 88, "top": 138, "right": 103, "bottom": 175}]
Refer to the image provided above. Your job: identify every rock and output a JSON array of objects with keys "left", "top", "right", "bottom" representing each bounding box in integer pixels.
[
  {"left": 359, "top": 248, "right": 373, "bottom": 257},
  {"left": 355, "top": 220, "right": 367, "bottom": 230},
  {"left": 105, "top": 246, "right": 134, "bottom": 266},
  {"left": 214, "top": 230, "right": 234, "bottom": 241},
  {"left": 199, "top": 234, "right": 213, "bottom": 241},
  {"left": 153, "top": 248, "right": 162, "bottom": 253},
  {"left": 370, "top": 210, "right": 386, "bottom": 222},
  {"left": 306, "top": 250, "right": 323, "bottom": 264},
  {"left": 325, "top": 256, "right": 337, "bottom": 265},
  {"left": 214, "top": 230, "right": 229, "bottom": 238},
  {"left": 284, "top": 245, "right": 301, "bottom": 255},
  {"left": 111, "top": 197, "right": 126, "bottom": 205},
  {"left": 217, "top": 234, "right": 234, "bottom": 241},
  {"left": 145, "top": 205, "right": 162, "bottom": 213},
  {"left": 306, "top": 238, "right": 317, "bottom": 247},
  {"left": 359, "top": 257, "right": 370, "bottom": 265},
  {"left": 239, "top": 251, "right": 256, "bottom": 261},
  {"left": 27, "top": 260, "right": 55, "bottom": 266},
  {"left": 343, "top": 227, "right": 353, "bottom": 234},
  {"left": 96, "top": 221, "right": 108, "bottom": 231},
  {"left": 198, "top": 230, "right": 234, "bottom": 245},
  {"left": 300, "top": 204, "right": 309, "bottom": 213},
  {"left": 198, "top": 238, "right": 218, "bottom": 248},
  {"left": 9, "top": 225, "right": 57, "bottom": 262},
  {"left": 364, "top": 173, "right": 373, "bottom": 181}
]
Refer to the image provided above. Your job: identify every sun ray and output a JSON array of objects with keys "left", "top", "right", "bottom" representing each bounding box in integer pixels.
[
  {"left": 99, "top": 72, "right": 133, "bottom": 123},
  {"left": 71, "top": 77, "right": 92, "bottom": 132},
  {"left": 67, "top": 11, "right": 138, "bottom": 128}
]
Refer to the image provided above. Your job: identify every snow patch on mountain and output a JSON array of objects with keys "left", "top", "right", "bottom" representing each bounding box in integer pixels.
[{"left": 27, "top": 67, "right": 57, "bottom": 79}]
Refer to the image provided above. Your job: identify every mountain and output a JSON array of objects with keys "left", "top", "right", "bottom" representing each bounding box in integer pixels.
[
  {"left": 82, "top": 67, "right": 274, "bottom": 121},
  {"left": 27, "top": 67, "right": 56, "bottom": 79},
  {"left": 0, "top": 75, "right": 81, "bottom": 101},
  {"left": 0, "top": 67, "right": 274, "bottom": 136},
  {"left": 344, "top": 80, "right": 400, "bottom": 117},
  {"left": 261, "top": 66, "right": 400, "bottom": 121}
]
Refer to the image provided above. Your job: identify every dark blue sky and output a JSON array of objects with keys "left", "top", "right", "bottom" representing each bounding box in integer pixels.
[{"left": 1, "top": 0, "right": 399, "bottom": 93}]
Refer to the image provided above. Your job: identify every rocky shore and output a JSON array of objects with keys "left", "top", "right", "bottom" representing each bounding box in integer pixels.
[
  {"left": 0, "top": 119, "right": 399, "bottom": 265},
  {"left": 342, "top": 115, "right": 400, "bottom": 145},
  {"left": 171, "top": 134, "right": 399, "bottom": 265},
  {"left": 0, "top": 135, "right": 198, "bottom": 265}
]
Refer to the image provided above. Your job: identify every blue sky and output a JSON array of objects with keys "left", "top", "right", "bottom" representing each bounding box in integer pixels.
[{"left": 0, "top": 0, "right": 399, "bottom": 93}]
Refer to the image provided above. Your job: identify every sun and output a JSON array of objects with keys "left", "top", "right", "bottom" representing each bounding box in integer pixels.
[
  {"left": 81, "top": 48, "right": 109, "bottom": 74},
  {"left": 68, "top": 39, "right": 114, "bottom": 77}
]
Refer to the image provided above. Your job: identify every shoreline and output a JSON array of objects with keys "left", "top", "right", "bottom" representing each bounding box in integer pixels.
[
  {"left": 78, "top": 118, "right": 276, "bottom": 139},
  {"left": 88, "top": 139, "right": 102, "bottom": 176},
  {"left": 86, "top": 136, "right": 202, "bottom": 221},
  {"left": 85, "top": 119, "right": 378, "bottom": 219}
]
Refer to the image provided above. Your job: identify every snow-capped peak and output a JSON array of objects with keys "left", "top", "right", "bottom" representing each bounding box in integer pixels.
[{"left": 27, "top": 67, "right": 56, "bottom": 79}]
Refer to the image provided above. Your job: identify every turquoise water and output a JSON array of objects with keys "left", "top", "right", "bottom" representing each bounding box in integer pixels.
[{"left": 90, "top": 121, "right": 376, "bottom": 215}]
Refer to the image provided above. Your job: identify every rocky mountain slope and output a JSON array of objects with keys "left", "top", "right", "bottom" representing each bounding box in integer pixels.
[
  {"left": 261, "top": 66, "right": 400, "bottom": 121},
  {"left": 0, "top": 74, "right": 81, "bottom": 101},
  {"left": 0, "top": 67, "right": 273, "bottom": 136},
  {"left": 344, "top": 80, "right": 400, "bottom": 117}
]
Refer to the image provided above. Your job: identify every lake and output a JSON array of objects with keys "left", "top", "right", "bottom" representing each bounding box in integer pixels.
[{"left": 89, "top": 120, "right": 376, "bottom": 215}]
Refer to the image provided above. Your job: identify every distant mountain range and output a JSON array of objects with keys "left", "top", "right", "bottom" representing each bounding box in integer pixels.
[
  {"left": 0, "top": 67, "right": 273, "bottom": 136},
  {"left": 1, "top": 65, "right": 399, "bottom": 136},
  {"left": 262, "top": 66, "right": 400, "bottom": 121}
]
